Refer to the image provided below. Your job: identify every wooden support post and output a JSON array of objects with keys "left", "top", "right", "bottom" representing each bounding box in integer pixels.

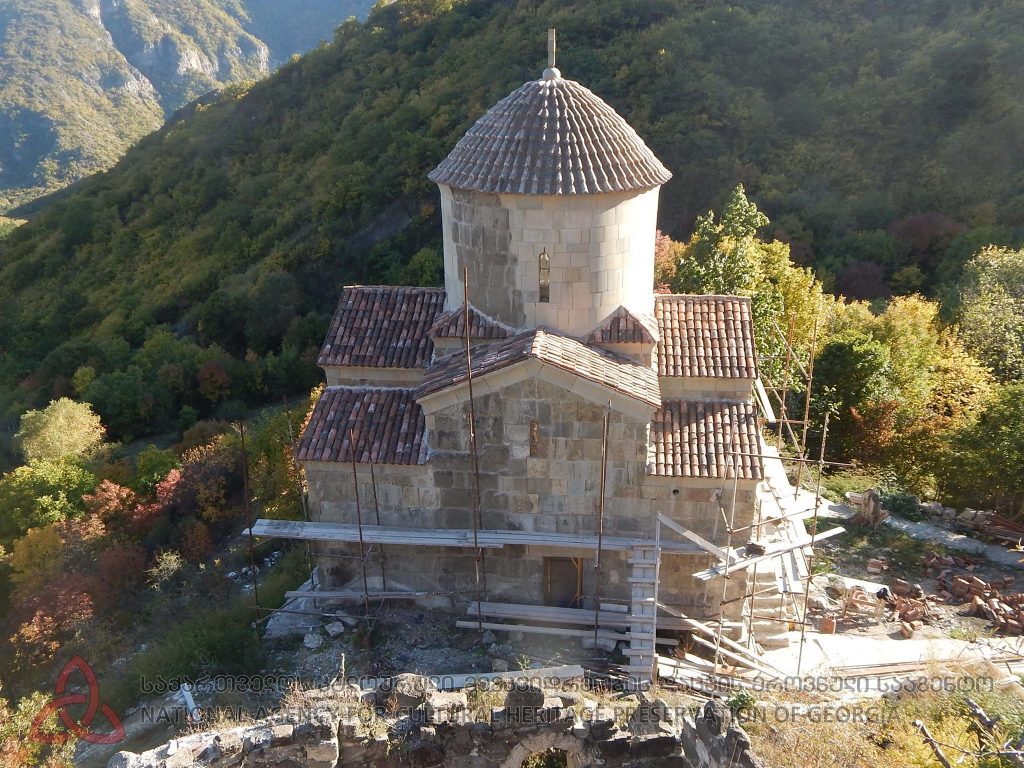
[
  {"left": 797, "top": 411, "right": 828, "bottom": 676},
  {"left": 464, "top": 267, "right": 486, "bottom": 634},
  {"left": 593, "top": 405, "right": 609, "bottom": 651},
  {"left": 349, "top": 427, "right": 370, "bottom": 618}
]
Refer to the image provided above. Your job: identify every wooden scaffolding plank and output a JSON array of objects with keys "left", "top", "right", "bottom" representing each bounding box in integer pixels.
[
  {"left": 655, "top": 601, "right": 787, "bottom": 678},
  {"left": 287, "top": 590, "right": 430, "bottom": 601},
  {"left": 468, "top": 601, "right": 632, "bottom": 628},
  {"left": 252, "top": 520, "right": 702, "bottom": 554},
  {"left": 655, "top": 513, "right": 734, "bottom": 562},
  {"left": 693, "top": 525, "right": 846, "bottom": 580},
  {"left": 454, "top": 620, "right": 679, "bottom": 646}
]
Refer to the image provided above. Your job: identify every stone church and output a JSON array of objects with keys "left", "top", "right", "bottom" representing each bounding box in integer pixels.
[{"left": 255, "top": 53, "right": 797, "bottom": 677}]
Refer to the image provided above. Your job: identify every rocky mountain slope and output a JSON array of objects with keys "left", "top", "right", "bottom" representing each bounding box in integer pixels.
[{"left": 0, "top": 0, "right": 372, "bottom": 209}]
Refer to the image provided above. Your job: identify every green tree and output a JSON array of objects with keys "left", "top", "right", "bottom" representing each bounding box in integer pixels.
[
  {"left": 0, "top": 460, "right": 97, "bottom": 541},
  {"left": 672, "top": 184, "right": 769, "bottom": 296},
  {"left": 812, "top": 328, "right": 892, "bottom": 458},
  {"left": 958, "top": 246, "right": 1024, "bottom": 382},
  {"left": 670, "top": 185, "right": 829, "bottom": 375},
  {"left": 950, "top": 383, "right": 1024, "bottom": 514},
  {"left": 14, "top": 398, "right": 105, "bottom": 462},
  {"left": 132, "top": 446, "right": 181, "bottom": 496}
]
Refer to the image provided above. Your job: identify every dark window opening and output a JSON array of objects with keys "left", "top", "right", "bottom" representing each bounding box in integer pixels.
[{"left": 538, "top": 249, "right": 550, "bottom": 303}]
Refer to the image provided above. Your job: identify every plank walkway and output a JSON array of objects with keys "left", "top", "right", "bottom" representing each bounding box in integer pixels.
[{"left": 252, "top": 519, "right": 702, "bottom": 554}]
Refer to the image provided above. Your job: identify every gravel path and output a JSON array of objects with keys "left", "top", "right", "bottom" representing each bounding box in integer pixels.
[{"left": 823, "top": 503, "right": 1024, "bottom": 570}]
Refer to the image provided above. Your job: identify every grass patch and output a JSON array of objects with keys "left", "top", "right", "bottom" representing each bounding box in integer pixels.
[
  {"left": 818, "top": 525, "right": 942, "bottom": 580},
  {"left": 745, "top": 682, "right": 1024, "bottom": 768},
  {"left": 105, "top": 546, "right": 309, "bottom": 710}
]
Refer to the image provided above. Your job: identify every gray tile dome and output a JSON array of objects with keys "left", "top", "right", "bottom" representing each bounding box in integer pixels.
[{"left": 428, "top": 71, "right": 672, "bottom": 196}]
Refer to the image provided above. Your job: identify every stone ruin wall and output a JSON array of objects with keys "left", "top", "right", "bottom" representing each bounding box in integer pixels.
[{"left": 108, "top": 678, "right": 765, "bottom": 768}]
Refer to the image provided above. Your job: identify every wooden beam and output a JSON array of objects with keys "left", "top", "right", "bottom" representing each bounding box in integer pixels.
[
  {"left": 688, "top": 634, "right": 782, "bottom": 680},
  {"left": 656, "top": 601, "right": 787, "bottom": 678},
  {"left": 693, "top": 525, "right": 846, "bottom": 580},
  {"left": 286, "top": 590, "right": 431, "bottom": 601},
  {"left": 657, "top": 514, "right": 733, "bottom": 562},
  {"left": 454, "top": 620, "right": 678, "bottom": 646}
]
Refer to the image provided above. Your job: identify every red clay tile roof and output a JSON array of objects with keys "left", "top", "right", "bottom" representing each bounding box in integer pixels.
[
  {"left": 654, "top": 295, "right": 758, "bottom": 378},
  {"left": 416, "top": 329, "right": 661, "bottom": 407},
  {"left": 318, "top": 286, "right": 446, "bottom": 369},
  {"left": 583, "top": 306, "right": 659, "bottom": 345},
  {"left": 428, "top": 304, "right": 516, "bottom": 340},
  {"left": 649, "top": 400, "right": 763, "bottom": 480},
  {"left": 296, "top": 386, "right": 427, "bottom": 465}
]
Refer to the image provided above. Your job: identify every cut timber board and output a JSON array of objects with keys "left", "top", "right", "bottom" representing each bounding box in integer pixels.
[
  {"left": 655, "top": 602, "right": 787, "bottom": 678},
  {"left": 252, "top": 520, "right": 701, "bottom": 554},
  {"left": 468, "top": 606, "right": 733, "bottom": 634},
  {"left": 693, "top": 525, "right": 846, "bottom": 580},
  {"left": 286, "top": 590, "right": 430, "bottom": 601},
  {"left": 656, "top": 514, "right": 735, "bottom": 562},
  {"left": 455, "top": 621, "right": 678, "bottom": 646}
]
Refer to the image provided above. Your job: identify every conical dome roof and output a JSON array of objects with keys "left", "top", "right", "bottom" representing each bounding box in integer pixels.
[{"left": 428, "top": 68, "right": 671, "bottom": 196}]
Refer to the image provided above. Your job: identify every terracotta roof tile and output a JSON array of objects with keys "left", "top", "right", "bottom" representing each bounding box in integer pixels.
[
  {"left": 428, "top": 73, "right": 671, "bottom": 196},
  {"left": 296, "top": 387, "right": 427, "bottom": 465},
  {"left": 318, "top": 286, "right": 446, "bottom": 369},
  {"left": 583, "top": 306, "right": 659, "bottom": 345},
  {"left": 417, "top": 329, "right": 661, "bottom": 408},
  {"left": 649, "top": 400, "right": 763, "bottom": 480},
  {"left": 428, "top": 304, "right": 516, "bottom": 340},
  {"left": 654, "top": 295, "right": 758, "bottom": 378}
]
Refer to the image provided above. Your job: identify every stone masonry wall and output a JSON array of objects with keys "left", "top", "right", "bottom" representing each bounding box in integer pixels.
[
  {"left": 438, "top": 185, "right": 660, "bottom": 337},
  {"left": 304, "top": 375, "right": 757, "bottom": 617}
]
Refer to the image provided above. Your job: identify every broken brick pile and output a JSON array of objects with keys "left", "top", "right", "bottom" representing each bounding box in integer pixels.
[
  {"left": 941, "top": 573, "right": 1024, "bottom": 635},
  {"left": 885, "top": 580, "right": 935, "bottom": 638}
]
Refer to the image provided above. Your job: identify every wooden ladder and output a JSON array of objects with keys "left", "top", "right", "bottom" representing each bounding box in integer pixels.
[{"left": 625, "top": 543, "right": 659, "bottom": 680}]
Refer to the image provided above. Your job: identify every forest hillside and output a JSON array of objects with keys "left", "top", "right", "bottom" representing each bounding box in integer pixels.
[{"left": 1, "top": 0, "right": 1022, "bottom": 443}]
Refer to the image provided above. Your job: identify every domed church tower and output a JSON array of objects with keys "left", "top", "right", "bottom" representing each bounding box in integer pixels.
[{"left": 428, "top": 33, "right": 671, "bottom": 338}]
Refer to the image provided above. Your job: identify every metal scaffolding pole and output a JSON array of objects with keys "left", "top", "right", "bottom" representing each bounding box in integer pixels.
[{"left": 797, "top": 411, "right": 830, "bottom": 676}]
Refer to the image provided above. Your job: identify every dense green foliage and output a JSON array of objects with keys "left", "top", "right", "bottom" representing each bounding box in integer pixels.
[
  {"left": 0, "top": 0, "right": 372, "bottom": 209},
  {"left": 5, "top": 0, "right": 1023, "bottom": 440},
  {"left": 14, "top": 398, "right": 105, "bottom": 462},
  {"left": 666, "top": 189, "right": 1011, "bottom": 509},
  {"left": 949, "top": 383, "right": 1024, "bottom": 513},
  {"left": 957, "top": 246, "right": 1024, "bottom": 382}
]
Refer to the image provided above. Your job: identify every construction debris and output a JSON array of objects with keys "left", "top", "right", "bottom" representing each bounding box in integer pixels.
[
  {"left": 939, "top": 572, "right": 1024, "bottom": 635},
  {"left": 954, "top": 509, "right": 1024, "bottom": 545},
  {"left": 845, "top": 489, "right": 888, "bottom": 529}
]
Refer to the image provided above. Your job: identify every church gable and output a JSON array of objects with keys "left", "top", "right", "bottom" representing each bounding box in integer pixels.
[
  {"left": 415, "top": 328, "right": 661, "bottom": 417},
  {"left": 428, "top": 303, "right": 515, "bottom": 341},
  {"left": 583, "top": 305, "right": 659, "bottom": 345}
]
